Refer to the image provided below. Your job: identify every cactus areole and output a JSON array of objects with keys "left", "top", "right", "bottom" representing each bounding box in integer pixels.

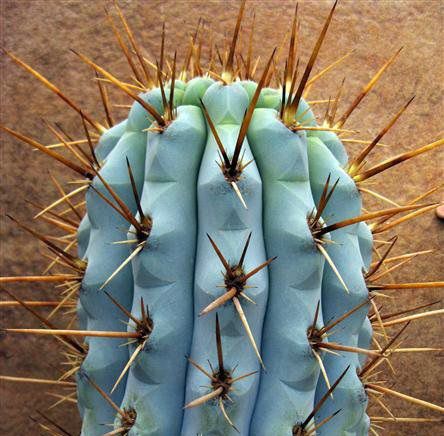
[{"left": 2, "top": 1, "right": 443, "bottom": 435}]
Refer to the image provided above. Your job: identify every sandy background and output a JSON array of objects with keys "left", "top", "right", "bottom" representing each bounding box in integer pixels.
[{"left": 0, "top": 0, "right": 442, "bottom": 434}]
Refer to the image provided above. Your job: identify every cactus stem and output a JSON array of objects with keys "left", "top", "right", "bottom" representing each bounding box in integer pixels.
[
  {"left": 1, "top": 49, "right": 104, "bottom": 133},
  {"left": 348, "top": 96, "right": 415, "bottom": 175},
  {"left": 365, "top": 383, "right": 444, "bottom": 413},
  {"left": 335, "top": 47, "right": 403, "bottom": 129}
]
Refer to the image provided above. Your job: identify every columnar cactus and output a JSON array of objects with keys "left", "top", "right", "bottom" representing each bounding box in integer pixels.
[{"left": 1, "top": 1, "right": 443, "bottom": 435}]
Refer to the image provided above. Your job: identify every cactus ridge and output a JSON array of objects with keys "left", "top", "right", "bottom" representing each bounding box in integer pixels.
[{"left": 1, "top": 1, "right": 443, "bottom": 435}]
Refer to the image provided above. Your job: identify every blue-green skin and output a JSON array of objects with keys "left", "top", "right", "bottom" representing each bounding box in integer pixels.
[
  {"left": 117, "top": 104, "right": 206, "bottom": 435},
  {"left": 76, "top": 122, "right": 128, "bottom": 332},
  {"left": 308, "top": 136, "right": 370, "bottom": 435},
  {"left": 308, "top": 130, "right": 374, "bottom": 373},
  {"left": 181, "top": 83, "right": 268, "bottom": 436},
  {"left": 75, "top": 77, "right": 376, "bottom": 435},
  {"left": 247, "top": 108, "right": 325, "bottom": 435},
  {"left": 77, "top": 90, "right": 165, "bottom": 436}
]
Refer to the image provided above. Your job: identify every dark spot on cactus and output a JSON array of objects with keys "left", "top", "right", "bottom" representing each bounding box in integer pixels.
[
  {"left": 224, "top": 264, "right": 246, "bottom": 297},
  {"left": 211, "top": 367, "right": 233, "bottom": 400},
  {"left": 222, "top": 160, "right": 244, "bottom": 184},
  {"left": 119, "top": 407, "right": 137, "bottom": 435},
  {"left": 136, "top": 215, "right": 152, "bottom": 243},
  {"left": 135, "top": 299, "right": 154, "bottom": 345},
  {"left": 292, "top": 424, "right": 309, "bottom": 436},
  {"left": 307, "top": 325, "right": 324, "bottom": 347}
]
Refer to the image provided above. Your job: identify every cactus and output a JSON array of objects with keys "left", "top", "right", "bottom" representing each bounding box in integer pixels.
[{"left": 1, "top": 1, "right": 443, "bottom": 435}]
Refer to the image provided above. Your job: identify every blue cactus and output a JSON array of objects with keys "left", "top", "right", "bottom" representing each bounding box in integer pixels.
[{"left": 1, "top": 1, "right": 443, "bottom": 435}]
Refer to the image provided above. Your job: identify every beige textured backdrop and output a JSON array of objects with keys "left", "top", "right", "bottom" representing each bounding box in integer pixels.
[{"left": 0, "top": 1, "right": 442, "bottom": 435}]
